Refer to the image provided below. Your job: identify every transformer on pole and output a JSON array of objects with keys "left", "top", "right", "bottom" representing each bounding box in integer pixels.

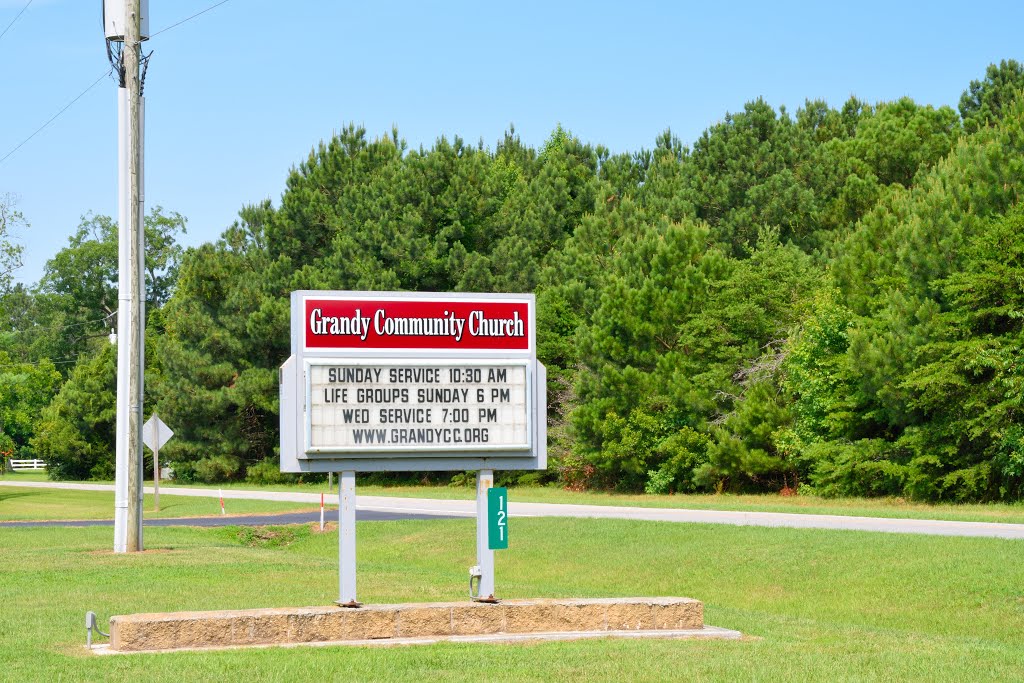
[
  {"left": 103, "top": 0, "right": 149, "bottom": 42},
  {"left": 105, "top": 0, "right": 149, "bottom": 553}
]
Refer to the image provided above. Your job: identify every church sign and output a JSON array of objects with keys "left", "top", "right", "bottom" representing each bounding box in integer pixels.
[{"left": 280, "top": 291, "right": 546, "bottom": 473}]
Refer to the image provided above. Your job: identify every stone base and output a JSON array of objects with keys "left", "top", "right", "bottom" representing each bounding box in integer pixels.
[
  {"left": 94, "top": 626, "right": 743, "bottom": 655},
  {"left": 107, "top": 598, "right": 712, "bottom": 652}
]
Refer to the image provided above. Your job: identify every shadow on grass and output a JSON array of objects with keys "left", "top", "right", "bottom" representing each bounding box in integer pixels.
[{"left": 0, "top": 492, "right": 34, "bottom": 503}]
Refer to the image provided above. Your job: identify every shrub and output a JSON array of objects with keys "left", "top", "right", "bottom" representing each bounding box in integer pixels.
[
  {"left": 245, "top": 459, "right": 298, "bottom": 485},
  {"left": 807, "top": 439, "right": 908, "bottom": 498},
  {"left": 644, "top": 468, "right": 674, "bottom": 494},
  {"left": 192, "top": 455, "right": 243, "bottom": 483}
]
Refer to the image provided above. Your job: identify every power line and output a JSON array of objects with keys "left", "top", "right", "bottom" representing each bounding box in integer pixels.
[
  {"left": 0, "top": 1, "right": 233, "bottom": 168},
  {"left": 0, "top": 312, "right": 120, "bottom": 368},
  {"left": 56, "top": 311, "right": 118, "bottom": 332},
  {"left": 0, "top": 357, "right": 84, "bottom": 370},
  {"left": 0, "top": 68, "right": 112, "bottom": 167},
  {"left": 0, "top": 0, "right": 34, "bottom": 44},
  {"left": 16, "top": 311, "right": 118, "bottom": 335},
  {"left": 150, "top": 0, "right": 231, "bottom": 38}
]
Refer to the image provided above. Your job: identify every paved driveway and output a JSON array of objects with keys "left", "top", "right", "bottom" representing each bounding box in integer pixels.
[{"left": 2, "top": 481, "right": 1022, "bottom": 539}]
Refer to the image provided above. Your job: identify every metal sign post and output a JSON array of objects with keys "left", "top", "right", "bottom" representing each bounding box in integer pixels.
[
  {"left": 475, "top": 470, "right": 496, "bottom": 601},
  {"left": 338, "top": 471, "right": 358, "bottom": 606},
  {"left": 280, "top": 291, "right": 546, "bottom": 606}
]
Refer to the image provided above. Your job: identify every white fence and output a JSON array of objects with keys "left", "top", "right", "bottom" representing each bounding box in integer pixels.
[{"left": 9, "top": 459, "right": 47, "bottom": 471}]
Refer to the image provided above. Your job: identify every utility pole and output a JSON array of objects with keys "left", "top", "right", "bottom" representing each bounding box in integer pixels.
[
  {"left": 124, "top": 0, "right": 143, "bottom": 553},
  {"left": 107, "top": 0, "right": 148, "bottom": 553}
]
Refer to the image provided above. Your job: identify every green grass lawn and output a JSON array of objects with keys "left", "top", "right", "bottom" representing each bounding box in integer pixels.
[
  {"left": 0, "top": 491, "right": 1022, "bottom": 681},
  {"left": 5, "top": 469, "right": 1024, "bottom": 524},
  {"left": 0, "top": 486, "right": 321, "bottom": 521}
]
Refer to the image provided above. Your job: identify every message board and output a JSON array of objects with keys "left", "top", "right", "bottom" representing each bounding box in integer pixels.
[
  {"left": 280, "top": 291, "right": 546, "bottom": 473},
  {"left": 306, "top": 360, "right": 530, "bottom": 453}
]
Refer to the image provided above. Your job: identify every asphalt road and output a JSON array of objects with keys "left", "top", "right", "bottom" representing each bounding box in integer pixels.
[
  {"left": 2, "top": 480, "right": 1023, "bottom": 539},
  {"left": 0, "top": 509, "right": 457, "bottom": 528}
]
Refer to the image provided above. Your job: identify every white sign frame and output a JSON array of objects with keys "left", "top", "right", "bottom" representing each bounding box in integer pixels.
[{"left": 280, "top": 290, "right": 547, "bottom": 473}]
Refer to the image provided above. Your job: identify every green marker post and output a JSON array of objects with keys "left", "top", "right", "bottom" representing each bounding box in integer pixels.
[{"left": 488, "top": 487, "right": 508, "bottom": 550}]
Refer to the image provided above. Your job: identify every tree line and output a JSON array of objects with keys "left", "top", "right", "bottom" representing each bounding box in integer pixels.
[{"left": 2, "top": 60, "right": 1023, "bottom": 501}]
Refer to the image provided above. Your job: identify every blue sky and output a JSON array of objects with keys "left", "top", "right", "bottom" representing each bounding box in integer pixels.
[{"left": 2, "top": 0, "right": 1022, "bottom": 284}]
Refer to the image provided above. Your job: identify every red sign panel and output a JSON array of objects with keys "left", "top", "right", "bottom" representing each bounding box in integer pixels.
[{"left": 304, "top": 297, "right": 531, "bottom": 351}]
